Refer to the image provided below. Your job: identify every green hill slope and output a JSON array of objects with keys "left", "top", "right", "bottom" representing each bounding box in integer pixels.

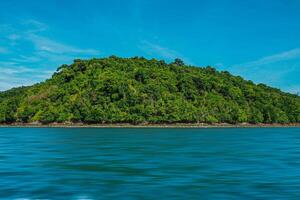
[{"left": 0, "top": 56, "right": 299, "bottom": 124}]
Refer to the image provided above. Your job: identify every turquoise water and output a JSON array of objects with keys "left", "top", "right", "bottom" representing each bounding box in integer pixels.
[{"left": 0, "top": 128, "right": 299, "bottom": 199}]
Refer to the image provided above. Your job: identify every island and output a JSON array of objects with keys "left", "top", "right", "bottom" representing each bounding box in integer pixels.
[{"left": 0, "top": 56, "right": 299, "bottom": 127}]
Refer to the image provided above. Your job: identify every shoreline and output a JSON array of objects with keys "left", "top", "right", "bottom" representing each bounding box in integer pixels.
[{"left": 0, "top": 122, "right": 300, "bottom": 128}]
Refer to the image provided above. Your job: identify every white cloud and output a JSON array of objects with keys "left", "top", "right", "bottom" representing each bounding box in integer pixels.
[
  {"left": 0, "top": 82, "right": 26, "bottom": 91},
  {"left": 140, "top": 41, "right": 180, "bottom": 60},
  {"left": 21, "top": 19, "right": 48, "bottom": 33},
  {"left": 226, "top": 49, "right": 300, "bottom": 93},
  {"left": 234, "top": 48, "right": 300, "bottom": 68},
  {"left": 27, "top": 34, "right": 100, "bottom": 55},
  {"left": 214, "top": 63, "right": 225, "bottom": 69},
  {"left": 139, "top": 40, "right": 193, "bottom": 64},
  {"left": 0, "top": 65, "right": 52, "bottom": 91},
  {"left": 284, "top": 85, "right": 300, "bottom": 95},
  {"left": 0, "top": 19, "right": 101, "bottom": 91},
  {"left": 0, "top": 62, "right": 49, "bottom": 76},
  {"left": 2, "top": 19, "right": 100, "bottom": 57},
  {"left": 11, "top": 55, "right": 42, "bottom": 63}
]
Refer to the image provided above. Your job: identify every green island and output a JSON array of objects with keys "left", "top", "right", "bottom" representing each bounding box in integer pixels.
[{"left": 0, "top": 56, "right": 299, "bottom": 126}]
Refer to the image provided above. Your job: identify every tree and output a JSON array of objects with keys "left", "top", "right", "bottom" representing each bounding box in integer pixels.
[
  {"left": 172, "top": 58, "right": 185, "bottom": 66},
  {"left": 0, "top": 56, "right": 299, "bottom": 125}
]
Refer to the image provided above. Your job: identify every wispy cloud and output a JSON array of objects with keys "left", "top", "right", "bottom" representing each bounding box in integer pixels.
[
  {"left": 226, "top": 49, "right": 300, "bottom": 93},
  {"left": 0, "top": 62, "right": 53, "bottom": 91},
  {"left": 234, "top": 48, "right": 300, "bottom": 68},
  {"left": 140, "top": 41, "right": 179, "bottom": 60},
  {"left": 284, "top": 85, "right": 300, "bottom": 94},
  {"left": 139, "top": 40, "right": 193, "bottom": 64},
  {"left": 27, "top": 34, "right": 100, "bottom": 55},
  {"left": 0, "top": 19, "right": 101, "bottom": 91},
  {"left": 21, "top": 19, "right": 48, "bottom": 33},
  {"left": 11, "top": 55, "right": 42, "bottom": 63}
]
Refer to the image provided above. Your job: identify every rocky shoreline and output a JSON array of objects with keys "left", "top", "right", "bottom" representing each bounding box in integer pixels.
[{"left": 0, "top": 122, "right": 300, "bottom": 128}]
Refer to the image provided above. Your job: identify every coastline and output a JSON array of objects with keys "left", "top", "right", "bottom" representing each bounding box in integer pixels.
[{"left": 0, "top": 122, "right": 300, "bottom": 128}]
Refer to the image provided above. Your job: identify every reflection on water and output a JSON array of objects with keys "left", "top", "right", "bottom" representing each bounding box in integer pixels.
[{"left": 0, "top": 128, "right": 299, "bottom": 199}]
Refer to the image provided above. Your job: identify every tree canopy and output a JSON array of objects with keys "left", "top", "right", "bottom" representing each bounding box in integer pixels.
[{"left": 0, "top": 56, "right": 299, "bottom": 124}]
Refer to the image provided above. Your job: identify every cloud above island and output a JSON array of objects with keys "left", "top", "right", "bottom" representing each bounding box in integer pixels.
[
  {"left": 0, "top": 19, "right": 100, "bottom": 91},
  {"left": 139, "top": 40, "right": 194, "bottom": 65},
  {"left": 222, "top": 49, "right": 300, "bottom": 94},
  {"left": 1, "top": 0, "right": 300, "bottom": 94},
  {"left": 234, "top": 48, "right": 300, "bottom": 68}
]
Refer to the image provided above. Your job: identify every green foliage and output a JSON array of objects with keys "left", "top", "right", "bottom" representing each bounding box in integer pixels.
[
  {"left": 172, "top": 58, "right": 185, "bottom": 66},
  {"left": 0, "top": 57, "right": 299, "bottom": 124}
]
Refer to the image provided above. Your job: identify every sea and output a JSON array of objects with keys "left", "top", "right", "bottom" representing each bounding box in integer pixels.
[{"left": 0, "top": 127, "right": 299, "bottom": 199}]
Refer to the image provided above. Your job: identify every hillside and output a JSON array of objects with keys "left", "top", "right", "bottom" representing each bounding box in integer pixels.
[{"left": 0, "top": 56, "right": 299, "bottom": 124}]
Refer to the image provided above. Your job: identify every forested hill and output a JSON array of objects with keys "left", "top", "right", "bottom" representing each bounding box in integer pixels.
[{"left": 0, "top": 56, "right": 299, "bottom": 124}]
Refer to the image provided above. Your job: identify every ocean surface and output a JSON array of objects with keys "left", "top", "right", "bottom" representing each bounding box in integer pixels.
[{"left": 0, "top": 127, "right": 299, "bottom": 199}]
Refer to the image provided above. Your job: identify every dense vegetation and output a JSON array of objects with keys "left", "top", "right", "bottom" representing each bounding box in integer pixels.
[{"left": 0, "top": 56, "right": 299, "bottom": 124}]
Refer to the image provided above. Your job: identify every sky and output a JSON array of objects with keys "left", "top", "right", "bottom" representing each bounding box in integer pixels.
[{"left": 0, "top": 0, "right": 300, "bottom": 93}]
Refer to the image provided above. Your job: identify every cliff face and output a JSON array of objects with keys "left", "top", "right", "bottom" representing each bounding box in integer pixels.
[{"left": 0, "top": 56, "right": 299, "bottom": 124}]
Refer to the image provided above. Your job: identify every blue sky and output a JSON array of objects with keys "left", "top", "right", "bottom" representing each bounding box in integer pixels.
[{"left": 0, "top": 0, "right": 300, "bottom": 93}]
